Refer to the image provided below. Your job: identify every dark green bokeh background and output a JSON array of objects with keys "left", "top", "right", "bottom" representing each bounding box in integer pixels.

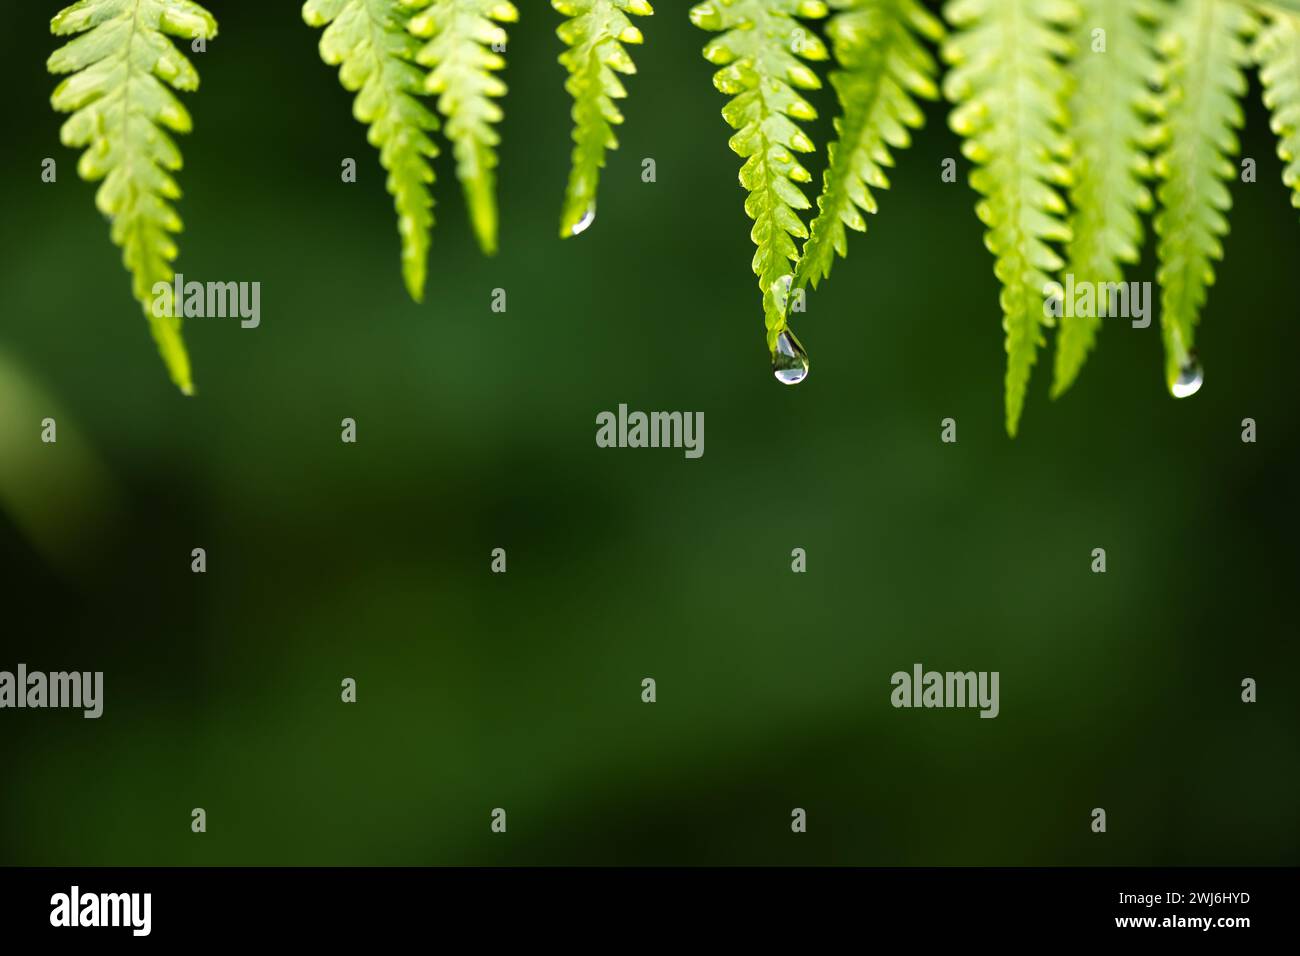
[{"left": 1, "top": 1, "right": 1297, "bottom": 866}]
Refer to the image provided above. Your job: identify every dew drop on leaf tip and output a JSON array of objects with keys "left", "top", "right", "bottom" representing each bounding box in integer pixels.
[
  {"left": 772, "top": 328, "right": 810, "bottom": 386},
  {"left": 1171, "top": 356, "right": 1203, "bottom": 399},
  {"left": 568, "top": 206, "right": 596, "bottom": 237}
]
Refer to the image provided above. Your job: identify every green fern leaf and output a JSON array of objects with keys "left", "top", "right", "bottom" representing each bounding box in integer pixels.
[
  {"left": 405, "top": 0, "right": 516, "bottom": 256},
  {"left": 554, "top": 0, "right": 654, "bottom": 239},
  {"left": 1150, "top": 0, "right": 1257, "bottom": 394},
  {"left": 796, "top": 0, "right": 943, "bottom": 289},
  {"left": 304, "top": 0, "right": 439, "bottom": 301},
  {"left": 942, "top": 0, "right": 1077, "bottom": 436},
  {"left": 1051, "top": 0, "right": 1158, "bottom": 398},
  {"left": 1254, "top": 6, "right": 1300, "bottom": 213},
  {"left": 691, "top": 0, "right": 830, "bottom": 352},
  {"left": 48, "top": 0, "right": 218, "bottom": 395}
]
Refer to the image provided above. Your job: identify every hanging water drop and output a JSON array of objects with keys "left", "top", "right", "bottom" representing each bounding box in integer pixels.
[
  {"left": 1171, "top": 357, "right": 1203, "bottom": 398},
  {"left": 568, "top": 205, "right": 596, "bottom": 237},
  {"left": 772, "top": 329, "right": 810, "bottom": 386}
]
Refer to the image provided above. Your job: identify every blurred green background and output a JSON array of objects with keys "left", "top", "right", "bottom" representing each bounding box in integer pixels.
[{"left": 1, "top": 1, "right": 1297, "bottom": 866}]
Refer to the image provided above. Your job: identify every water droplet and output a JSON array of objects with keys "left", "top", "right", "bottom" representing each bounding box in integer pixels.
[
  {"left": 772, "top": 329, "right": 810, "bottom": 386},
  {"left": 1171, "top": 357, "right": 1203, "bottom": 398},
  {"left": 568, "top": 205, "right": 596, "bottom": 237}
]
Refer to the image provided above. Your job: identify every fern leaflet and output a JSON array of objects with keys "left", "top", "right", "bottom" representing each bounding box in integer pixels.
[
  {"left": 943, "top": 0, "right": 1076, "bottom": 436},
  {"left": 405, "top": 0, "right": 515, "bottom": 256},
  {"left": 1051, "top": 0, "right": 1157, "bottom": 398},
  {"left": 1150, "top": 0, "right": 1256, "bottom": 393},
  {"left": 48, "top": 0, "right": 218, "bottom": 395},
  {"left": 796, "top": 0, "right": 943, "bottom": 289},
  {"left": 1254, "top": 5, "right": 1300, "bottom": 213},
  {"left": 691, "top": 0, "right": 829, "bottom": 352},
  {"left": 554, "top": 0, "right": 654, "bottom": 238},
  {"left": 304, "top": 0, "right": 439, "bottom": 302}
]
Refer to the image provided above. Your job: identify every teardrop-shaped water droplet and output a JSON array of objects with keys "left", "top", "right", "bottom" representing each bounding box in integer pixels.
[
  {"left": 568, "top": 205, "right": 596, "bottom": 237},
  {"left": 1171, "top": 357, "right": 1203, "bottom": 398},
  {"left": 772, "top": 329, "right": 810, "bottom": 386}
]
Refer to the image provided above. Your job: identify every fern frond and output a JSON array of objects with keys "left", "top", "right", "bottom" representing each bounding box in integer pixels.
[
  {"left": 1254, "top": 5, "right": 1300, "bottom": 213},
  {"left": 304, "top": 0, "right": 439, "bottom": 301},
  {"left": 1150, "top": 0, "right": 1257, "bottom": 393},
  {"left": 554, "top": 0, "right": 654, "bottom": 238},
  {"left": 1051, "top": 0, "right": 1157, "bottom": 398},
  {"left": 796, "top": 0, "right": 943, "bottom": 289},
  {"left": 942, "top": 0, "right": 1077, "bottom": 436},
  {"left": 404, "top": 0, "right": 515, "bottom": 256},
  {"left": 691, "top": 0, "right": 830, "bottom": 351},
  {"left": 48, "top": 0, "right": 218, "bottom": 395}
]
